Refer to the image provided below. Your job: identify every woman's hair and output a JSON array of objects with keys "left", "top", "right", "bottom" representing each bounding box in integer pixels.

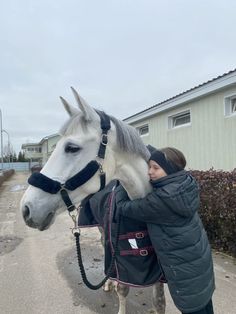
[{"left": 160, "top": 147, "right": 187, "bottom": 169}]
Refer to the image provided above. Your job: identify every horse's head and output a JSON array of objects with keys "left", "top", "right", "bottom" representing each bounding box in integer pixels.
[{"left": 20, "top": 88, "right": 150, "bottom": 231}]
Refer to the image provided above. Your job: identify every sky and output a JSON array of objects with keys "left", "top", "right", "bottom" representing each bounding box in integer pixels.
[{"left": 1, "top": 0, "right": 236, "bottom": 155}]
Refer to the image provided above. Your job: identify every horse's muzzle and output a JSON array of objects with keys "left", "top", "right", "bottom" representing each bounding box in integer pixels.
[{"left": 22, "top": 205, "right": 54, "bottom": 231}]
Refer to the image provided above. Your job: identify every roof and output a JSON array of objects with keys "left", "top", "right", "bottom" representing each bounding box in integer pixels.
[
  {"left": 21, "top": 143, "right": 41, "bottom": 149},
  {"left": 39, "top": 133, "right": 59, "bottom": 144},
  {"left": 21, "top": 134, "right": 59, "bottom": 149},
  {"left": 124, "top": 68, "right": 236, "bottom": 123}
]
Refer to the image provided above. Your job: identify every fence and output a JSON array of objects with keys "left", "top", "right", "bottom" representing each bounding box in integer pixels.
[{"left": 0, "top": 162, "right": 39, "bottom": 172}]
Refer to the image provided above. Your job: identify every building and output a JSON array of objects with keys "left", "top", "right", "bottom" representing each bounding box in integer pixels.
[
  {"left": 124, "top": 69, "right": 236, "bottom": 171},
  {"left": 39, "top": 134, "right": 61, "bottom": 164},
  {"left": 21, "top": 134, "right": 60, "bottom": 165},
  {"left": 21, "top": 143, "right": 42, "bottom": 162},
  {"left": 21, "top": 69, "right": 236, "bottom": 171}
]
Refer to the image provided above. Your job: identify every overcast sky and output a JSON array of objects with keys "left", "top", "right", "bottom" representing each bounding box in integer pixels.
[{"left": 1, "top": 0, "right": 236, "bottom": 154}]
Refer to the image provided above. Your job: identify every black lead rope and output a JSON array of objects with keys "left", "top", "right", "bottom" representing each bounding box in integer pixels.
[{"left": 73, "top": 214, "right": 121, "bottom": 290}]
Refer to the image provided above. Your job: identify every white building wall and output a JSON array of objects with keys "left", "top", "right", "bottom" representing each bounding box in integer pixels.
[{"left": 130, "top": 86, "right": 236, "bottom": 171}]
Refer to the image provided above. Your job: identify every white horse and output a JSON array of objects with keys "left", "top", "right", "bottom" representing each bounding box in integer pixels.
[{"left": 20, "top": 88, "right": 166, "bottom": 314}]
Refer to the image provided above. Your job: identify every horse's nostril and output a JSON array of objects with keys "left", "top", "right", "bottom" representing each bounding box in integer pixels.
[
  {"left": 22, "top": 205, "right": 37, "bottom": 228},
  {"left": 23, "top": 205, "right": 30, "bottom": 221}
]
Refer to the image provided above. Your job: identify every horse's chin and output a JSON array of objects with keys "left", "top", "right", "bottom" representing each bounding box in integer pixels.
[
  {"left": 37, "top": 212, "right": 56, "bottom": 231},
  {"left": 24, "top": 212, "right": 55, "bottom": 231}
]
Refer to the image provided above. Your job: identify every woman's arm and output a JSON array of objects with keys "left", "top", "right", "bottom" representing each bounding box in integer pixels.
[{"left": 115, "top": 185, "right": 178, "bottom": 225}]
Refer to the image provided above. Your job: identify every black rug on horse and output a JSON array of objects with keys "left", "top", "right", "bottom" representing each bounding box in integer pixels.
[{"left": 78, "top": 181, "right": 165, "bottom": 287}]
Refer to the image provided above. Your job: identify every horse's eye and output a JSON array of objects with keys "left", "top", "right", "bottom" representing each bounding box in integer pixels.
[{"left": 65, "top": 143, "right": 81, "bottom": 153}]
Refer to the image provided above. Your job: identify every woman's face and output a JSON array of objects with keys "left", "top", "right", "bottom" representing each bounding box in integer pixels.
[{"left": 148, "top": 160, "right": 167, "bottom": 181}]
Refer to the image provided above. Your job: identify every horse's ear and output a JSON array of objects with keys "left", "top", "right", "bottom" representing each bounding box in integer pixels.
[
  {"left": 71, "top": 87, "right": 98, "bottom": 122},
  {"left": 60, "top": 96, "right": 79, "bottom": 117}
]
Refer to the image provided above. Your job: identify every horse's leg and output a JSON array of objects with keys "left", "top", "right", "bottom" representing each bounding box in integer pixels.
[
  {"left": 152, "top": 281, "right": 166, "bottom": 314},
  {"left": 115, "top": 283, "right": 129, "bottom": 314}
]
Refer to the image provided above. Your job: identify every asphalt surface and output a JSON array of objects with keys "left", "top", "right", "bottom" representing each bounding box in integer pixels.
[{"left": 0, "top": 172, "right": 236, "bottom": 314}]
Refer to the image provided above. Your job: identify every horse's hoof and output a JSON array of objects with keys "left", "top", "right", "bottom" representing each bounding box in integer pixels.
[
  {"left": 103, "top": 286, "right": 110, "bottom": 292},
  {"left": 103, "top": 280, "right": 113, "bottom": 292}
]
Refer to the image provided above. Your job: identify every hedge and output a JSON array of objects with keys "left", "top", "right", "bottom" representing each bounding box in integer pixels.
[
  {"left": 0, "top": 169, "right": 15, "bottom": 186},
  {"left": 191, "top": 169, "right": 236, "bottom": 257}
]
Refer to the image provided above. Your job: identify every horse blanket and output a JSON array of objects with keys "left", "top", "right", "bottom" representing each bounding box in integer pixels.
[{"left": 78, "top": 181, "right": 165, "bottom": 287}]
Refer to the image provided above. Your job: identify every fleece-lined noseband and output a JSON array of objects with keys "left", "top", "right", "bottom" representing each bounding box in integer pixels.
[{"left": 28, "top": 110, "right": 111, "bottom": 212}]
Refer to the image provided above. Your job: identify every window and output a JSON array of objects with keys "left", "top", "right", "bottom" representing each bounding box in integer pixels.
[
  {"left": 26, "top": 147, "right": 41, "bottom": 152},
  {"left": 35, "top": 147, "right": 41, "bottom": 153},
  {"left": 232, "top": 98, "right": 236, "bottom": 113},
  {"left": 168, "top": 110, "right": 191, "bottom": 129},
  {"left": 224, "top": 94, "right": 236, "bottom": 116},
  {"left": 136, "top": 124, "right": 149, "bottom": 136}
]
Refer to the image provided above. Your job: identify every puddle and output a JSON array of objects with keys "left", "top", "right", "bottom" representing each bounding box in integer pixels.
[
  {"left": 10, "top": 184, "right": 27, "bottom": 192},
  {"left": 0, "top": 236, "right": 23, "bottom": 255}
]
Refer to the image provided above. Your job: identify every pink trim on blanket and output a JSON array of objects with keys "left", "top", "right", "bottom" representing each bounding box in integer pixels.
[
  {"left": 108, "top": 277, "right": 160, "bottom": 288},
  {"left": 78, "top": 224, "right": 101, "bottom": 228}
]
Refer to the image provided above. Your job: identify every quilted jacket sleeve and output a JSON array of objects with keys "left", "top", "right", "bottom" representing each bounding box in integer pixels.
[
  {"left": 116, "top": 182, "right": 198, "bottom": 225},
  {"left": 115, "top": 185, "right": 181, "bottom": 225}
]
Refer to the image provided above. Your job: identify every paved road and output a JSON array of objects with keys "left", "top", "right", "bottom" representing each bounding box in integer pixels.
[{"left": 0, "top": 172, "right": 236, "bottom": 314}]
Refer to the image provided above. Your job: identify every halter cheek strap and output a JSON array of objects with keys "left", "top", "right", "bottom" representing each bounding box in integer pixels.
[{"left": 28, "top": 111, "right": 111, "bottom": 212}]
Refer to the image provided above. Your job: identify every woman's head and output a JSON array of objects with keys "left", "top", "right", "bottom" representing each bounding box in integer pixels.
[{"left": 148, "top": 147, "right": 186, "bottom": 181}]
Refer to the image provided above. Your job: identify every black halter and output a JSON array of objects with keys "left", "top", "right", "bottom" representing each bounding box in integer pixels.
[{"left": 28, "top": 111, "right": 111, "bottom": 212}]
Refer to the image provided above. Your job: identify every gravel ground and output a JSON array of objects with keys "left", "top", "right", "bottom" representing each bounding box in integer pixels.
[{"left": 0, "top": 172, "right": 236, "bottom": 314}]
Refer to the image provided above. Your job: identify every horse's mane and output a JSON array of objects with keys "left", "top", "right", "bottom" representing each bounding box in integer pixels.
[
  {"left": 60, "top": 111, "right": 150, "bottom": 162},
  {"left": 109, "top": 115, "right": 150, "bottom": 161}
]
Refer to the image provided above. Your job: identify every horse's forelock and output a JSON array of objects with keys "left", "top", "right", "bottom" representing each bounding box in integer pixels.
[{"left": 59, "top": 113, "right": 87, "bottom": 136}]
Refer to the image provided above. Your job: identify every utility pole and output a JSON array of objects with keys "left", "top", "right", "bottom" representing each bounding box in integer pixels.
[
  {"left": 0, "top": 109, "right": 3, "bottom": 172},
  {"left": 2, "top": 129, "right": 10, "bottom": 167}
]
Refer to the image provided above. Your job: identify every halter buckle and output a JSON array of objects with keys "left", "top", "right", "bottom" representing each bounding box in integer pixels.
[
  {"left": 59, "top": 185, "right": 66, "bottom": 193},
  {"left": 98, "top": 162, "right": 105, "bottom": 174},
  {"left": 101, "top": 134, "right": 108, "bottom": 146}
]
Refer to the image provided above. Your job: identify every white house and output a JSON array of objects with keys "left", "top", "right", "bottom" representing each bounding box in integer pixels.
[
  {"left": 21, "top": 134, "right": 60, "bottom": 165},
  {"left": 124, "top": 69, "right": 236, "bottom": 171},
  {"left": 21, "top": 143, "right": 42, "bottom": 161}
]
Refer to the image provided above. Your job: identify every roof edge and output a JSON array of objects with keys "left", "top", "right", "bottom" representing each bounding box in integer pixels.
[{"left": 124, "top": 69, "right": 236, "bottom": 124}]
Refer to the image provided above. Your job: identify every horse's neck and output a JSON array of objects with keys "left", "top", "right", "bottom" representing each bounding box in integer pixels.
[{"left": 114, "top": 153, "right": 152, "bottom": 200}]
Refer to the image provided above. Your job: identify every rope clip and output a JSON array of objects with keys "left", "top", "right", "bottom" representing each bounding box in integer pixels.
[{"left": 68, "top": 210, "right": 80, "bottom": 235}]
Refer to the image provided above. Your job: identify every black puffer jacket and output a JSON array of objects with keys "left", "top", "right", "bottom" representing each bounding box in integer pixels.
[{"left": 116, "top": 170, "right": 215, "bottom": 313}]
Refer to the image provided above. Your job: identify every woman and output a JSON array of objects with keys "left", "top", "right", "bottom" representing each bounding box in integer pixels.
[{"left": 115, "top": 147, "right": 215, "bottom": 314}]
